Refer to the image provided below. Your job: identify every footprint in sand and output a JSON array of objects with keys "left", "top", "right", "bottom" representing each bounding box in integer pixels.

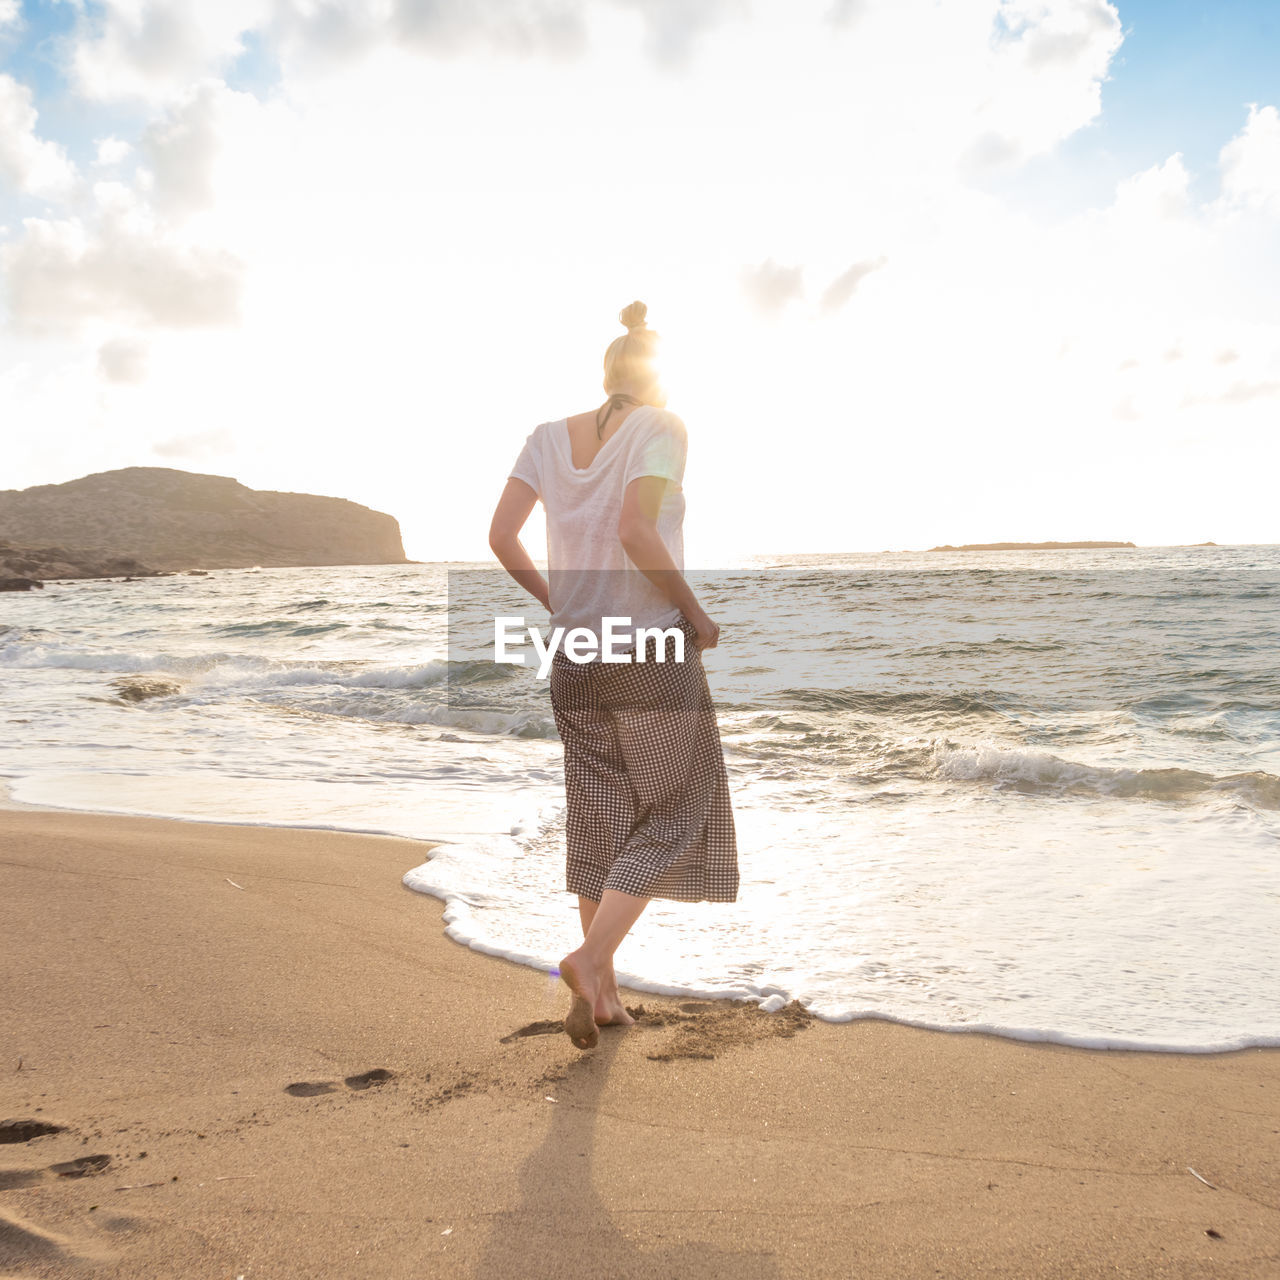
[
  {"left": 502, "top": 1003, "right": 814, "bottom": 1060},
  {"left": 620, "top": 1001, "right": 814, "bottom": 1062},
  {"left": 0, "top": 1119, "right": 66, "bottom": 1144},
  {"left": 0, "top": 1129, "right": 116, "bottom": 1271},
  {"left": 284, "top": 1069, "right": 395, "bottom": 1097},
  {"left": 0, "top": 1156, "right": 110, "bottom": 1189},
  {"left": 499, "top": 1009, "right": 654, "bottom": 1044},
  {"left": 343, "top": 1068, "right": 394, "bottom": 1091},
  {"left": 49, "top": 1154, "right": 111, "bottom": 1178},
  {"left": 499, "top": 1020, "right": 565, "bottom": 1043},
  {"left": 283, "top": 1081, "right": 337, "bottom": 1098}
]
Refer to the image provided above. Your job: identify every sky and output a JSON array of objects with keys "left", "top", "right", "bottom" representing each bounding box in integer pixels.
[{"left": 1, "top": 0, "right": 1278, "bottom": 561}]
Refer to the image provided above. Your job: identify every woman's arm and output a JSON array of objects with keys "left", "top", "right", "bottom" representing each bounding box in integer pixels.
[
  {"left": 489, "top": 478, "right": 551, "bottom": 612},
  {"left": 617, "top": 475, "right": 719, "bottom": 649}
]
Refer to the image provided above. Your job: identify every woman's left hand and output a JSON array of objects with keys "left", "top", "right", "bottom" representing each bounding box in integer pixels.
[{"left": 688, "top": 608, "right": 720, "bottom": 651}]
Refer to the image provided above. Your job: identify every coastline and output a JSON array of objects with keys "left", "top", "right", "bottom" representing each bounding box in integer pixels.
[{"left": 2, "top": 806, "right": 1278, "bottom": 1278}]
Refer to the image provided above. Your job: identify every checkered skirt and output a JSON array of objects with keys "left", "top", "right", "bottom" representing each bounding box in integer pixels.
[{"left": 549, "top": 616, "right": 739, "bottom": 903}]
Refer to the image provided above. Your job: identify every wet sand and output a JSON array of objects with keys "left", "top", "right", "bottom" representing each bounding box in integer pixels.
[{"left": 1, "top": 808, "right": 1277, "bottom": 1278}]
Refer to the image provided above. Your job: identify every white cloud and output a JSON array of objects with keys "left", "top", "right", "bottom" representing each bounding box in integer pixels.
[
  {"left": 1111, "top": 153, "right": 1191, "bottom": 223},
  {"left": 821, "top": 256, "right": 886, "bottom": 311},
  {"left": 0, "top": 0, "right": 21, "bottom": 28},
  {"left": 97, "top": 335, "right": 149, "bottom": 382},
  {"left": 1218, "top": 104, "right": 1280, "bottom": 216},
  {"left": 2, "top": 201, "right": 243, "bottom": 334},
  {"left": 392, "top": 0, "right": 587, "bottom": 57},
  {"left": 265, "top": 0, "right": 387, "bottom": 71},
  {"left": 741, "top": 259, "right": 805, "bottom": 314},
  {"left": 612, "top": 0, "right": 745, "bottom": 67},
  {"left": 0, "top": 74, "right": 78, "bottom": 198},
  {"left": 287, "top": 0, "right": 746, "bottom": 68},
  {"left": 69, "top": 0, "right": 271, "bottom": 103},
  {"left": 2, "top": 76, "right": 274, "bottom": 346},
  {"left": 964, "top": 0, "right": 1122, "bottom": 169},
  {"left": 64, "top": 0, "right": 749, "bottom": 97},
  {"left": 95, "top": 136, "right": 133, "bottom": 166},
  {"left": 142, "top": 81, "right": 230, "bottom": 215},
  {"left": 826, "top": 0, "right": 865, "bottom": 26},
  {"left": 999, "top": 0, "right": 1118, "bottom": 68}
]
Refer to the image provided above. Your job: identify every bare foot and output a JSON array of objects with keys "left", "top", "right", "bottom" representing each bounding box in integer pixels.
[
  {"left": 594, "top": 993, "right": 636, "bottom": 1027},
  {"left": 558, "top": 950, "right": 600, "bottom": 1050}
]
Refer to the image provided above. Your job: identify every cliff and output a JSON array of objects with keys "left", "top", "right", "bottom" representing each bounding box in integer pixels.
[{"left": 0, "top": 468, "right": 407, "bottom": 572}]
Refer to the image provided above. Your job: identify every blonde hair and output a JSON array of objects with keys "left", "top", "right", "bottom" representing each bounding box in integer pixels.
[{"left": 602, "top": 300, "right": 662, "bottom": 400}]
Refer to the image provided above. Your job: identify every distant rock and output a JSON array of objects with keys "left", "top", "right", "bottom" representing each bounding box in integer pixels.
[
  {"left": 111, "top": 676, "right": 183, "bottom": 703},
  {"left": 927, "top": 541, "right": 1136, "bottom": 552},
  {"left": 0, "top": 467, "right": 407, "bottom": 572},
  {"left": 0, "top": 539, "right": 160, "bottom": 582}
]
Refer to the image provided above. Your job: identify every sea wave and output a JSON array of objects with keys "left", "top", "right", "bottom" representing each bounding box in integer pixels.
[
  {"left": 762, "top": 688, "right": 1018, "bottom": 718},
  {"left": 0, "top": 632, "right": 488, "bottom": 690},
  {"left": 934, "top": 743, "right": 1280, "bottom": 810},
  {"left": 255, "top": 692, "right": 557, "bottom": 738},
  {"left": 210, "top": 619, "right": 352, "bottom": 637},
  {"left": 0, "top": 638, "right": 248, "bottom": 675}
]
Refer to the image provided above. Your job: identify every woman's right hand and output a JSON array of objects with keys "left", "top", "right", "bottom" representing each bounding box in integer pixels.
[{"left": 687, "top": 608, "right": 720, "bottom": 651}]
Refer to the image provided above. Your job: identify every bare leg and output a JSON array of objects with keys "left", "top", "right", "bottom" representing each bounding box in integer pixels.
[
  {"left": 577, "top": 897, "right": 636, "bottom": 1027},
  {"left": 560, "top": 890, "right": 649, "bottom": 1049}
]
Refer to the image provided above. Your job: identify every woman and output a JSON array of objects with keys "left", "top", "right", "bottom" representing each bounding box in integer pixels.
[{"left": 488, "top": 301, "right": 738, "bottom": 1051}]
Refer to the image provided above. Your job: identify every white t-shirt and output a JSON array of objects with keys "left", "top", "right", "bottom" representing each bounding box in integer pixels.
[{"left": 509, "top": 406, "right": 687, "bottom": 641}]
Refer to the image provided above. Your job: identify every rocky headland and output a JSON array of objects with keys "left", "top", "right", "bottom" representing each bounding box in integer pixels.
[
  {"left": 0, "top": 539, "right": 162, "bottom": 588},
  {"left": 0, "top": 468, "right": 407, "bottom": 578}
]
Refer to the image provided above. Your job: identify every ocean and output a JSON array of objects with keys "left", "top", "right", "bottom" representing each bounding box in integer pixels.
[{"left": 3, "top": 545, "right": 1277, "bottom": 1052}]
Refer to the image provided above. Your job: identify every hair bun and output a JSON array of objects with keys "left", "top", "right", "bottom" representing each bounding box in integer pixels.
[{"left": 619, "top": 300, "right": 648, "bottom": 331}]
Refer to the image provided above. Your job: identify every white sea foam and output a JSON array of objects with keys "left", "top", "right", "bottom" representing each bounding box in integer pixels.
[{"left": 394, "top": 787, "right": 1280, "bottom": 1051}]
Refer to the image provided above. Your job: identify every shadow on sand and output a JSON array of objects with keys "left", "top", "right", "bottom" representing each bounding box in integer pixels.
[{"left": 475, "top": 1032, "right": 781, "bottom": 1279}]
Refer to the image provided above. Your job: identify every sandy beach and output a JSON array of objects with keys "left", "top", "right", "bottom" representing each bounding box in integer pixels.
[{"left": 1, "top": 807, "right": 1277, "bottom": 1279}]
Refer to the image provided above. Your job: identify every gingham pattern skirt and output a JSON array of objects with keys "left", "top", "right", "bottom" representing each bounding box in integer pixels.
[{"left": 549, "top": 616, "right": 739, "bottom": 903}]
